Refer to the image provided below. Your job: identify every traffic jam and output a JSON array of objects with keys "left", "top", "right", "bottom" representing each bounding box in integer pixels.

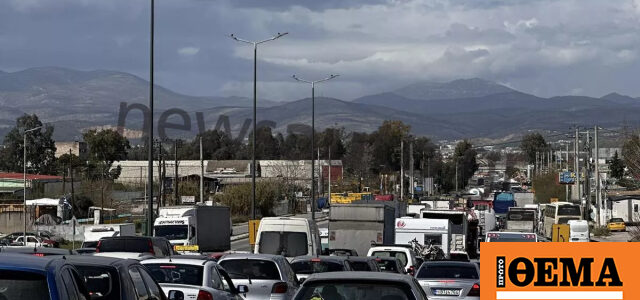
[{"left": 0, "top": 191, "right": 583, "bottom": 300}]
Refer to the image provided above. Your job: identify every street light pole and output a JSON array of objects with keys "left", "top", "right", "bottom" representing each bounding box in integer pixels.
[
  {"left": 23, "top": 126, "right": 42, "bottom": 245},
  {"left": 292, "top": 74, "right": 339, "bottom": 220},
  {"left": 230, "top": 32, "right": 287, "bottom": 221},
  {"left": 146, "top": 0, "right": 155, "bottom": 237}
]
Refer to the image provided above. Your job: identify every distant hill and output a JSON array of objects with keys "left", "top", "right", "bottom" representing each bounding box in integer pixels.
[
  {"left": 393, "top": 78, "right": 516, "bottom": 101},
  {"left": 0, "top": 67, "right": 280, "bottom": 140},
  {"left": 2, "top": 67, "right": 640, "bottom": 141}
]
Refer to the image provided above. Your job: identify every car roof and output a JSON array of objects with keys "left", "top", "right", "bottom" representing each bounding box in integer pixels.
[
  {"left": 0, "top": 253, "right": 66, "bottom": 271},
  {"left": 65, "top": 255, "right": 141, "bottom": 267},
  {"left": 219, "top": 253, "right": 282, "bottom": 261},
  {"left": 304, "top": 271, "right": 413, "bottom": 283},
  {"left": 291, "top": 256, "right": 350, "bottom": 263},
  {"left": 142, "top": 258, "right": 216, "bottom": 266},
  {"left": 100, "top": 236, "right": 154, "bottom": 241},
  {"left": 346, "top": 256, "right": 376, "bottom": 262},
  {"left": 421, "top": 261, "right": 476, "bottom": 267},
  {"left": 0, "top": 247, "right": 75, "bottom": 255}
]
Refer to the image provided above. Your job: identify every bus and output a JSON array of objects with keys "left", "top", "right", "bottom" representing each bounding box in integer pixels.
[{"left": 543, "top": 202, "right": 582, "bottom": 239}]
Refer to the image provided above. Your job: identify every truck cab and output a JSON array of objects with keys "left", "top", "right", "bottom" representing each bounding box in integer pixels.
[{"left": 154, "top": 207, "right": 197, "bottom": 246}]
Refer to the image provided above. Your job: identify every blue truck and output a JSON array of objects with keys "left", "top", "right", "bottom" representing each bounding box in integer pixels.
[{"left": 493, "top": 192, "right": 516, "bottom": 216}]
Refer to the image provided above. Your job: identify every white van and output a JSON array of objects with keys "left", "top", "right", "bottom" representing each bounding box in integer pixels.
[
  {"left": 568, "top": 220, "right": 590, "bottom": 242},
  {"left": 254, "top": 217, "right": 321, "bottom": 258}
]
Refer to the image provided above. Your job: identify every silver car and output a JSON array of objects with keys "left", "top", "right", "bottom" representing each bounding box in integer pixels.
[
  {"left": 293, "top": 271, "right": 428, "bottom": 300},
  {"left": 142, "top": 258, "right": 248, "bottom": 300},
  {"left": 218, "top": 253, "right": 299, "bottom": 300},
  {"left": 415, "top": 261, "right": 480, "bottom": 300}
]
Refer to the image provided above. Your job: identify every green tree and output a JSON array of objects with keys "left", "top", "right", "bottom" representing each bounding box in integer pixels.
[
  {"left": 83, "top": 129, "right": 130, "bottom": 210},
  {"left": 441, "top": 140, "right": 479, "bottom": 192},
  {"left": 84, "top": 129, "right": 130, "bottom": 180},
  {"left": 318, "top": 127, "right": 346, "bottom": 160},
  {"left": 0, "top": 114, "right": 56, "bottom": 174},
  {"left": 370, "top": 120, "right": 411, "bottom": 170},
  {"left": 609, "top": 151, "right": 625, "bottom": 180},
  {"left": 180, "top": 130, "right": 243, "bottom": 160},
  {"left": 520, "top": 133, "right": 548, "bottom": 164}
]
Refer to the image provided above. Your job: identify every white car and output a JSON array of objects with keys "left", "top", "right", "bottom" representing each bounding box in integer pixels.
[
  {"left": 367, "top": 245, "right": 420, "bottom": 275},
  {"left": 142, "top": 258, "right": 248, "bottom": 300},
  {"left": 12, "top": 235, "right": 49, "bottom": 248}
]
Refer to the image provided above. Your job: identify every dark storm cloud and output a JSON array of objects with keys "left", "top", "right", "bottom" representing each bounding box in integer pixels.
[{"left": 2, "top": 0, "right": 640, "bottom": 100}]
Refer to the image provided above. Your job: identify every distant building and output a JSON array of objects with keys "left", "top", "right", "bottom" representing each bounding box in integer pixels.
[
  {"left": 55, "top": 141, "right": 88, "bottom": 159},
  {"left": 0, "top": 172, "right": 63, "bottom": 199}
]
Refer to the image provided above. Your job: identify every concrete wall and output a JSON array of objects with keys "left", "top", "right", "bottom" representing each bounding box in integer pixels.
[{"left": 0, "top": 211, "right": 34, "bottom": 234}]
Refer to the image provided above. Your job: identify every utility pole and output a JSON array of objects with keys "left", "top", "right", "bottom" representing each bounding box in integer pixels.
[
  {"left": 585, "top": 130, "right": 591, "bottom": 220},
  {"left": 410, "top": 141, "right": 414, "bottom": 200},
  {"left": 565, "top": 143, "right": 569, "bottom": 202},
  {"left": 574, "top": 127, "right": 580, "bottom": 203},
  {"left": 317, "top": 148, "right": 321, "bottom": 196},
  {"left": 200, "top": 136, "right": 204, "bottom": 203},
  {"left": 69, "top": 149, "right": 75, "bottom": 216},
  {"left": 328, "top": 146, "right": 331, "bottom": 204},
  {"left": 455, "top": 160, "right": 459, "bottom": 193},
  {"left": 157, "top": 141, "right": 163, "bottom": 209},
  {"left": 174, "top": 140, "right": 179, "bottom": 204},
  {"left": 533, "top": 151, "right": 540, "bottom": 175},
  {"left": 595, "top": 126, "right": 601, "bottom": 226},
  {"left": 400, "top": 140, "right": 404, "bottom": 201}
]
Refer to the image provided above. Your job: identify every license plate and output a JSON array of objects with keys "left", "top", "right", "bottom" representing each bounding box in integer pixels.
[{"left": 433, "top": 289, "right": 461, "bottom": 296}]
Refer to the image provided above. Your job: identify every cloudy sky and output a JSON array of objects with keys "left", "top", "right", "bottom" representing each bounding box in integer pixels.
[{"left": 2, "top": 0, "right": 640, "bottom": 101}]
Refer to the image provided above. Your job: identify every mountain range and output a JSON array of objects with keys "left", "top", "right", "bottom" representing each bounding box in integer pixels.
[{"left": 1, "top": 67, "right": 639, "bottom": 142}]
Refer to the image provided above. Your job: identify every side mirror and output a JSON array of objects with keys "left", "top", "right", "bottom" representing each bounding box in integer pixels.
[
  {"left": 298, "top": 277, "right": 306, "bottom": 285},
  {"left": 236, "top": 285, "right": 249, "bottom": 294},
  {"left": 168, "top": 290, "right": 185, "bottom": 300}
]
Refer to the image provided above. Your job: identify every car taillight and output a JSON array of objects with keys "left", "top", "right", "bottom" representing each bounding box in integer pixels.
[
  {"left": 468, "top": 283, "right": 480, "bottom": 296},
  {"left": 148, "top": 240, "right": 155, "bottom": 255},
  {"left": 271, "top": 282, "right": 288, "bottom": 294},
  {"left": 197, "top": 290, "right": 214, "bottom": 300},
  {"left": 95, "top": 241, "right": 101, "bottom": 253},
  {"left": 33, "top": 253, "right": 45, "bottom": 257},
  {"left": 376, "top": 232, "right": 383, "bottom": 243},
  {"left": 408, "top": 265, "right": 415, "bottom": 276},
  {"left": 329, "top": 231, "right": 335, "bottom": 241}
]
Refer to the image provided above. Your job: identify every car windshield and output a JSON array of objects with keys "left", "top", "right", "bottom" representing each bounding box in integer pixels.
[
  {"left": 219, "top": 259, "right": 281, "bottom": 280},
  {"left": 145, "top": 264, "right": 204, "bottom": 286},
  {"left": 417, "top": 264, "right": 479, "bottom": 279},
  {"left": 348, "top": 261, "right": 373, "bottom": 271},
  {"left": 97, "top": 238, "right": 151, "bottom": 253},
  {"left": 377, "top": 260, "right": 400, "bottom": 273},
  {"left": 571, "top": 224, "right": 589, "bottom": 232},
  {"left": 0, "top": 270, "right": 50, "bottom": 300},
  {"left": 557, "top": 205, "right": 581, "bottom": 216},
  {"left": 82, "top": 241, "right": 98, "bottom": 248},
  {"left": 154, "top": 225, "right": 188, "bottom": 240},
  {"left": 75, "top": 265, "right": 120, "bottom": 300},
  {"left": 291, "top": 260, "right": 346, "bottom": 274},
  {"left": 294, "top": 282, "right": 414, "bottom": 300},
  {"left": 371, "top": 251, "right": 408, "bottom": 266},
  {"left": 258, "top": 231, "right": 308, "bottom": 257},
  {"left": 610, "top": 218, "right": 624, "bottom": 223}
]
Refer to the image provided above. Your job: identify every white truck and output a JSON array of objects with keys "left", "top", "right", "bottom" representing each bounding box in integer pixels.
[
  {"left": 395, "top": 218, "right": 451, "bottom": 257},
  {"left": 81, "top": 223, "right": 135, "bottom": 248},
  {"left": 153, "top": 205, "right": 231, "bottom": 252}
]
